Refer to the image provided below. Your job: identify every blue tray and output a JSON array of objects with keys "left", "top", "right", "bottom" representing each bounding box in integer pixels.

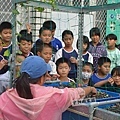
[
  {"left": 96, "top": 89, "right": 120, "bottom": 108},
  {"left": 96, "top": 89, "right": 120, "bottom": 102}
]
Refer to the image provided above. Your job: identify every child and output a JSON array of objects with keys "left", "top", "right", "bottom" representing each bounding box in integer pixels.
[
  {"left": 17, "top": 29, "right": 34, "bottom": 57},
  {"left": 88, "top": 27, "right": 107, "bottom": 72},
  {"left": 105, "top": 33, "right": 120, "bottom": 72},
  {"left": 81, "top": 62, "right": 94, "bottom": 87},
  {"left": 55, "top": 30, "right": 78, "bottom": 79},
  {"left": 43, "top": 20, "right": 62, "bottom": 52},
  {"left": 0, "top": 21, "right": 12, "bottom": 58},
  {"left": 55, "top": 57, "right": 76, "bottom": 88},
  {"left": 90, "top": 57, "right": 111, "bottom": 87},
  {"left": 0, "top": 56, "right": 97, "bottom": 120},
  {"left": 76, "top": 35, "right": 93, "bottom": 64},
  {"left": 32, "top": 27, "right": 52, "bottom": 55},
  {"left": 0, "top": 22, "right": 12, "bottom": 74},
  {"left": 36, "top": 42, "right": 58, "bottom": 80},
  {"left": 97, "top": 66, "right": 120, "bottom": 93}
]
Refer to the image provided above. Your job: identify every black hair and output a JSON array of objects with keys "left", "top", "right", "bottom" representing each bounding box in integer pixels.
[
  {"left": 62, "top": 30, "right": 74, "bottom": 40},
  {"left": 15, "top": 72, "right": 41, "bottom": 99},
  {"left": 105, "top": 33, "right": 117, "bottom": 41},
  {"left": 98, "top": 57, "right": 111, "bottom": 67},
  {"left": 43, "top": 20, "right": 56, "bottom": 30},
  {"left": 76, "top": 35, "right": 89, "bottom": 52},
  {"left": 39, "top": 27, "right": 51, "bottom": 35},
  {"left": 37, "top": 42, "right": 52, "bottom": 53},
  {"left": 56, "top": 57, "right": 71, "bottom": 73},
  {"left": 111, "top": 66, "right": 120, "bottom": 77},
  {"left": 0, "top": 21, "right": 12, "bottom": 33},
  {"left": 17, "top": 30, "right": 33, "bottom": 43},
  {"left": 82, "top": 62, "right": 94, "bottom": 71},
  {"left": 89, "top": 27, "right": 100, "bottom": 38}
]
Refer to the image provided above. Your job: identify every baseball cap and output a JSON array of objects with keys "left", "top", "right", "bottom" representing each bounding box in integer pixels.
[{"left": 20, "top": 56, "right": 51, "bottom": 79}]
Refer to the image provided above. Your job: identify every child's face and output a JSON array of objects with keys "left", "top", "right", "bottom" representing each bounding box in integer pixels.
[
  {"left": 57, "top": 63, "right": 70, "bottom": 78},
  {"left": 0, "top": 29, "right": 12, "bottom": 43},
  {"left": 62, "top": 34, "right": 73, "bottom": 47},
  {"left": 18, "top": 40, "right": 32, "bottom": 55},
  {"left": 83, "top": 43, "right": 88, "bottom": 52},
  {"left": 82, "top": 65, "right": 93, "bottom": 73},
  {"left": 37, "top": 47, "right": 52, "bottom": 63},
  {"left": 112, "top": 72, "right": 120, "bottom": 86},
  {"left": 98, "top": 62, "right": 110, "bottom": 75},
  {"left": 40, "top": 30, "right": 52, "bottom": 44},
  {"left": 82, "top": 65, "right": 93, "bottom": 80},
  {"left": 106, "top": 39, "right": 116, "bottom": 48},
  {"left": 0, "top": 39, "right": 3, "bottom": 52},
  {"left": 91, "top": 35, "right": 100, "bottom": 44}
]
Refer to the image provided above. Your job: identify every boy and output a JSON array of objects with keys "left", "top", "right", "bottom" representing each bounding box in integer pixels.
[
  {"left": 81, "top": 62, "right": 94, "bottom": 87},
  {"left": 0, "top": 22, "right": 12, "bottom": 74},
  {"left": 88, "top": 27, "right": 107, "bottom": 72},
  {"left": 17, "top": 29, "right": 34, "bottom": 57},
  {"left": 105, "top": 33, "right": 120, "bottom": 72},
  {"left": 32, "top": 27, "right": 52, "bottom": 55},
  {"left": 0, "top": 21, "right": 12, "bottom": 60},
  {"left": 36, "top": 42, "right": 58, "bottom": 80},
  {"left": 43, "top": 20, "right": 62, "bottom": 52},
  {"left": 90, "top": 57, "right": 111, "bottom": 87},
  {"left": 55, "top": 30, "right": 78, "bottom": 79}
]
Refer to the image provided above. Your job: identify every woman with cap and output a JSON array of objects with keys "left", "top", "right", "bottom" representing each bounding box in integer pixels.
[{"left": 0, "top": 56, "right": 97, "bottom": 120}]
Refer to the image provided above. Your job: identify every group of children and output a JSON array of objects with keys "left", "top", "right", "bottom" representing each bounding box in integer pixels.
[{"left": 0, "top": 20, "right": 120, "bottom": 95}]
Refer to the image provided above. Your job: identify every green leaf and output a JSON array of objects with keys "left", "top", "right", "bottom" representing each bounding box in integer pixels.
[
  {"left": 15, "top": 33, "right": 22, "bottom": 37},
  {"left": 34, "top": 7, "right": 44, "bottom": 12},
  {"left": 12, "top": 9, "right": 20, "bottom": 15},
  {"left": 17, "top": 21, "right": 22, "bottom": 26}
]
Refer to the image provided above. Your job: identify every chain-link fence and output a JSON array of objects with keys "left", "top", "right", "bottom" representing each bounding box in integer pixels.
[
  {"left": 0, "top": 0, "right": 108, "bottom": 43},
  {"left": 0, "top": 0, "right": 13, "bottom": 23}
]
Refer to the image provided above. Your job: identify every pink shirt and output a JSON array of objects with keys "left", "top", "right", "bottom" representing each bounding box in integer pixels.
[{"left": 0, "top": 84, "right": 85, "bottom": 120}]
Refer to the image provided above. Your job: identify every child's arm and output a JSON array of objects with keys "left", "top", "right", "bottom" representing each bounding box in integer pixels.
[
  {"left": 94, "top": 78, "right": 114, "bottom": 87},
  {"left": 26, "top": 23, "right": 31, "bottom": 34}
]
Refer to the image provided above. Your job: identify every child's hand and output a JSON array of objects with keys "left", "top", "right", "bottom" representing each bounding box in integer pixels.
[
  {"left": 108, "top": 78, "right": 114, "bottom": 85},
  {"left": 0, "top": 59, "right": 8, "bottom": 70},
  {"left": 69, "top": 57, "right": 77, "bottom": 64},
  {"left": 51, "top": 74, "right": 60, "bottom": 80},
  {"left": 26, "top": 23, "right": 31, "bottom": 34}
]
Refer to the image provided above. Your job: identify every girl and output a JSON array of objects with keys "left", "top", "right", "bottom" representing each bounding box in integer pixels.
[{"left": 76, "top": 35, "right": 93, "bottom": 64}]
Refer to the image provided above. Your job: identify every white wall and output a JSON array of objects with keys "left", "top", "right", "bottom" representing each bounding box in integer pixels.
[{"left": 51, "top": 11, "right": 94, "bottom": 48}]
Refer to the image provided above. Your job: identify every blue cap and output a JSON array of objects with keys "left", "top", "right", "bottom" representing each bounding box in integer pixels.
[{"left": 20, "top": 56, "right": 49, "bottom": 79}]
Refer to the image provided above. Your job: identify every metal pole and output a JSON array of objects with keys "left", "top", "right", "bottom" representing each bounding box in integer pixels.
[
  {"left": 77, "top": 10, "right": 84, "bottom": 83},
  {"left": 88, "top": 99, "right": 120, "bottom": 120},
  {"left": 10, "top": 0, "right": 17, "bottom": 87}
]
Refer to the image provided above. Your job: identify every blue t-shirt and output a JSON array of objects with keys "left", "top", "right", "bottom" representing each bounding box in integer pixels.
[{"left": 91, "top": 73, "right": 111, "bottom": 84}]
